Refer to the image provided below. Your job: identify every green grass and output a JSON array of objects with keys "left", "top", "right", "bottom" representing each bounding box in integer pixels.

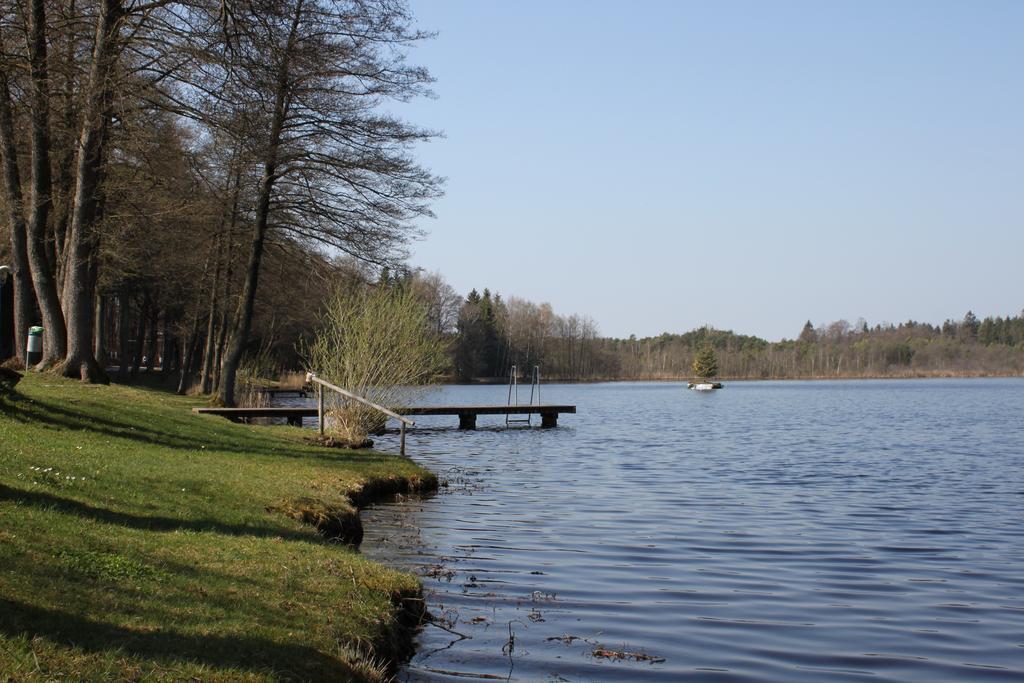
[{"left": 0, "top": 374, "right": 436, "bottom": 681}]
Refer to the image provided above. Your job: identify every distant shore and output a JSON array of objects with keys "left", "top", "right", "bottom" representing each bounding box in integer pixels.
[{"left": 445, "top": 371, "right": 1023, "bottom": 385}]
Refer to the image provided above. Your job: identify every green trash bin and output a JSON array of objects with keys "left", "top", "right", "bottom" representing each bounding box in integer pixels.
[{"left": 27, "top": 326, "right": 43, "bottom": 366}]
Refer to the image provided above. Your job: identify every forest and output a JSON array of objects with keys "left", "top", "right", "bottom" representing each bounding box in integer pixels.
[
  {"left": 0, "top": 0, "right": 440, "bottom": 405},
  {"left": 446, "top": 288, "right": 1024, "bottom": 381}
]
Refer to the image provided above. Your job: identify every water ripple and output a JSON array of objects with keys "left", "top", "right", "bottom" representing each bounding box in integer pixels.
[{"left": 350, "top": 379, "right": 1024, "bottom": 682}]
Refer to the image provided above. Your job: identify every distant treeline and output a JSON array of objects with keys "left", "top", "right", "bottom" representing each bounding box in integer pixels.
[
  {"left": 444, "top": 286, "right": 1024, "bottom": 381},
  {"left": 451, "top": 288, "right": 603, "bottom": 381},
  {"left": 597, "top": 314, "right": 1024, "bottom": 380}
]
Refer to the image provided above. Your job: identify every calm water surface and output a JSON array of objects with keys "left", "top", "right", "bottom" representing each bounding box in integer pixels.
[{"left": 334, "top": 379, "right": 1023, "bottom": 682}]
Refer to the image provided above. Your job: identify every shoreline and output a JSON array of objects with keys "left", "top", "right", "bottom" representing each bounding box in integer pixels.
[
  {"left": 443, "top": 371, "right": 1024, "bottom": 385},
  {"left": 0, "top": 374, "right": 438, "bottom": 681}
]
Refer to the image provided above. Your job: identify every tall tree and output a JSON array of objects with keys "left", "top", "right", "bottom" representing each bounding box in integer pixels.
[
  {"left": 0, "top": 45, "right": 35, "bottom": 364},
  {"left": 204, "top": 0, "right": 442, "bottom": 405},
  {"left": 25, "top": 0, "right": 68, "bottom": 367},
  {"left": 798, "top": 320, "right": 818, "bottom": 344},
  {"left": 58, "top": 0, "right": 127, "bottom": 381},
  {"left": 962, "top": 310, "right": 980, "bottom": 339},
  {"left": 49, "top": 0, "right": 90, "bottom": 289}
]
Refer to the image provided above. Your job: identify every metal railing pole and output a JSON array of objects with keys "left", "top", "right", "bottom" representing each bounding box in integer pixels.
[
  {"left": 400, "top": 422, "right": 406, "bottom": 456},
  {"left": 306, "top": 373, "right": 414, "bottom": 453},
  {"left": 317, "top": 383, "right": 324, "bottom": 436}
]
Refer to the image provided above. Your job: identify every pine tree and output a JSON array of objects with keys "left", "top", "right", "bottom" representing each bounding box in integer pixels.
[
  {"left": 798, "top": 320, "right": 818, "bottom": 343},
  {"left": 978, "top": 317, "right": 995, "bottom": 345},
  {"left": 478, "top": 289, "right": 500, "bottom": 376},
  {"left": 962, "top": 311, "right": 980, "bottom": 338},
  {"left": 692, "top": 345, "right": 719, "bottom": 379}
]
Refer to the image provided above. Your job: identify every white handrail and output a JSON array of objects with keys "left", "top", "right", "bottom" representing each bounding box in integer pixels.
[{"left": 305, "top": 373, "right": 414, "bottom": 455}]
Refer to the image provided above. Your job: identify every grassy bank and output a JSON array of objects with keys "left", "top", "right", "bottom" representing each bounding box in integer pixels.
[{"left": 0, "top": 373, "right": 437, "bottom": 681}]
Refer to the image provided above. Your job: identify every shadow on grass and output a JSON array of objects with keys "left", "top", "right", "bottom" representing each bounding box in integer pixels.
[
  {"left": 0, "top": 598, "right": 356, "bottom": 681},
  {"left": 0, "top": 484, "right": 324, "bottom": 545},
  {"left": 4, "top": 394, "right": 392, "bottom": 464}
]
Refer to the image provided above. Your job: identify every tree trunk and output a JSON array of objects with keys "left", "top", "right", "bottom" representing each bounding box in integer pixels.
[
  {"left": 93, "top": 292, "right": 107, "bottom": 367},
  {"left": 59, "top": 0, "right": 122, "bottom": 383},
  {"left": 117, "top": 291, "right": 129, "bottom": 380},
  {"left": 131, "top": 294, "right": 148, "bottom": 377},
  {"left": 218, "top": 179, "right": 273, "bottom": 405},
  {"left": 158, "top": 313, "right": 169, "bottom": 380},
  {"left": 26, "top": 0, "right": 69, "bottom": 367},
  {"left": 0, "top": 68, "right": 36, "bottom": 365},
  {"left": 199, "top": 236, "right": 224, "bottom": 393},
  {"left": 167, "top": 337, "right": 179, "bottom": 374},
  {"left": 50, "top": 0, "right": 81, "bottom": 290},
  {"left": 214, "top": 188, "right": 241, "bottom": 393},
  {"left": 175, "top": 234, "right": 220, "bottom": 394},
  {"left": 177, "top": 310, "right": 200, "bottom": 395},
  {"left": 144, "top": 304, "right": 158, "bottom": 374},
  {"left": 212, "top": 309, "right": 229, "bottom": 392}
]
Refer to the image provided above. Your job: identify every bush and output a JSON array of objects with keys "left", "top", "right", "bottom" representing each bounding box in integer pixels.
[{"left": 303, "top": 285, "right": 447, "bottom": 443}]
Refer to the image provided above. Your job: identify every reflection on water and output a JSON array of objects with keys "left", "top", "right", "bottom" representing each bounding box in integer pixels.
[{"left": 330, "top": 380, "right": 1022, "bottom": 682}]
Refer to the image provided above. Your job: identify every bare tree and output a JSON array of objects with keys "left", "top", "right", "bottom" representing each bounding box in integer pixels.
[
  {"left": 412, "top": 270, "right": 461, "bottom": 335},
  {"left": 189, "top": 0, "right": 443, "bottom": 405},
  {"left": 26, "top": 0, "right": 69, "bottom": 367},
  {"left": 58, "top": 0, "right": 127, "bottom": 380},
  {"left": 0, "top": 36, "right": 35, "bottom": 363}
]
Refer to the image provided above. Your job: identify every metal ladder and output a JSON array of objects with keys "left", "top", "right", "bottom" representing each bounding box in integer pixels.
[{"left": 506, "top": 364, "right": 540, "bottom": 426}]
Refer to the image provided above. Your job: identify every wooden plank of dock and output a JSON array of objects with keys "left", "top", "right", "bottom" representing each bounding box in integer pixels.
[
  {"left": 192, "top": 404, "right": 576, "bottom": 429},
  {"left": 254, "top": 388, "right": 310, "bottom": 397}
]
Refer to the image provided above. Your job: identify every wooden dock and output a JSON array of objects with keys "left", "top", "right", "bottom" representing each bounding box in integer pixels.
[
  {"left": 254, "top": 387, "right": 311, "bottom": 398},
  {"left": 192, "top": 404, "right": 576, "bottom": 429}
]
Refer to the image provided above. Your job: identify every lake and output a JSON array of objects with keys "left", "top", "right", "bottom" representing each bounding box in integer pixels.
[{"left": 321, "top": 379, "right": 1024, "bottom": 681}]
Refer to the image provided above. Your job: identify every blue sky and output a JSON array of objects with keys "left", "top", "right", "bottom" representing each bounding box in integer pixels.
[{"left": 399, "top": 0, "right": 1023, "bottom": 341}]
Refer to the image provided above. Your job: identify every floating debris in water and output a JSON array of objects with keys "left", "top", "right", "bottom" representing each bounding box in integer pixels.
[
  {"left": 590, "top": 645, "right": 666, "bottom": 664},
  {"left": 421, "top": 564, "right": 456, "bottom": 581},
  {"left": 422, "top": 669, "right": 505, "bottom": 680}
]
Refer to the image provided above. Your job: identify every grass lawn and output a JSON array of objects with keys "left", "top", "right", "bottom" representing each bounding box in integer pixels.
[{"left": 0, "top": 373, "right": 437, "bottom": 682}]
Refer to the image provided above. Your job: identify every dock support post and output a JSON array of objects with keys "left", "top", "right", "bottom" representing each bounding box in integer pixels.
[
  {"left": 540, "top": 411, "right": 557, "bottom": 428},
  {"left": 317, "top": 384, "right": 324, "bottom": 436},
  {"left": 458, "top": 412, "right": 476, "bottom": 430},
  {"left": 400, "top": 422, "right": 406, "bottom": 455}
]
